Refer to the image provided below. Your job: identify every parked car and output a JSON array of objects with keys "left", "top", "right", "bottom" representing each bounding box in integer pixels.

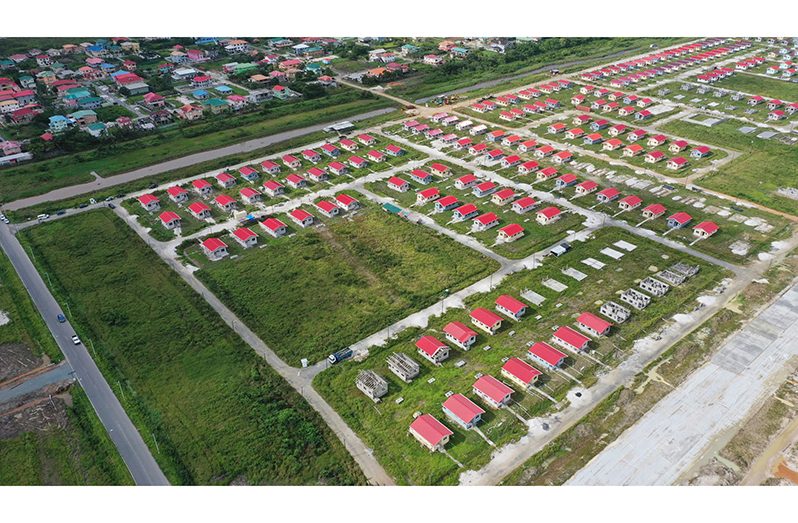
[
  {"left": 71, "top": 335, "right": 82, "bottom": 345},
  {"left": 108, "top": 203, "right": 116, "bottom": 209},
  {"left": 78, "top": 203, "right": 88, "bottom": 208},
  {"left": 56, "top": 209, "right": 67, "bottom": 215}
]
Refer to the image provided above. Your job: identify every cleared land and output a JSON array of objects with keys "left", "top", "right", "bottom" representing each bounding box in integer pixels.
[
  {"left": 0, "top": 90, "right": 394, "bottom": 204},
  {"left": 314, "top": 227, "right": 725, "bottom": 485},
  {"left": 660, "top": 119, "right": 798, "bottom": 216},
  {"left": 191, "top": 204, "right": 499, "bottom": 364},
  {"left": 19, "top": 210, "right": 366, "bottom": 485}
]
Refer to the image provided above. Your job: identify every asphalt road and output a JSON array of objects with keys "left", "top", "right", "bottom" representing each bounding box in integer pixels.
[
  {"left": 566, "top": 282, "right": 798, "bottom": 485},
  {"left": 0, "top": 222, "right": 169, "bottom": 486},
  {"left": 2, "top": 107, "right": 397, "bottom": 212}
]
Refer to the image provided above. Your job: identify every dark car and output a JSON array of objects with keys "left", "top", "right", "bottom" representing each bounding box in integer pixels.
[
  {"left": 57, "top": 314, "right": 66, "bottom": 323},
  {"left": 108, "top": 203, "right": 116, "bottom": 209},
  {"left": 56, "top": 210, "right": 67, "bottom": 215},
  {"left": 147, "top": 183, "right": 158, "bottom": 189},
  {"left": 78, "top": 203, "right": 88, "bottom": 208}
]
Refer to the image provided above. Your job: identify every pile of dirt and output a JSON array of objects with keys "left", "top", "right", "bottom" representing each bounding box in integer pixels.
[
  {"left": 0, "top": 384, "right": 72, "bottom": 440},
  {"left": 0, "top": 343, "right": 47, "bottom": 383}
]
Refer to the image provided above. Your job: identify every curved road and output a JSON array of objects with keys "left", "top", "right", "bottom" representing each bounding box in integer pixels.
[
  {"left": 0, "top": 222, "right": 169, "bottom": 486},
  {"left": 3, "top": 107, "right": 397, "bottom": 212}
]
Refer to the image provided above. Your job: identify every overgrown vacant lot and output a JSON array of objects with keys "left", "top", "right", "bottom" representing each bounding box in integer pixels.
[
  {"left": 713, "top": 72, "right": 798, "bottom": 102},
  {"left": 660, "top": 119, "right": 798, "bottom": 217},
  {"left": 20, "top": 210, "right": 365, "bottom": 485},
  {"left": 0, "top": 388, "right": 133, "bottom": 486},
  {"left": 314, "top": 227, "right": 726, "bottom": 485},
  {"left": 193, "top": 205, "right": 498, "bottom": 364}
]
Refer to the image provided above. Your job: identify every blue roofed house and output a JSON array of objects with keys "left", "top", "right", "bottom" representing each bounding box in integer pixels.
[
  {"left": 193, "top": 89, "right": 210, "bottom": 100},
  {"left": 100, "top": 62, "right": 116, "bottom": 73},
  {"left": 214, "top": 85, "right": 233, "bottom": 95},
  {"left": 49, "top": 115, "right": 72, "bottom": 133}
]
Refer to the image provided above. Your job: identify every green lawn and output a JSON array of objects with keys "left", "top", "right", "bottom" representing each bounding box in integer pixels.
[
  {"left": 191, "top": 204, "right": 499, "bottom": 365},
  {"left": 19, "top": 210, "right": 366, "bottom": 485},
  {"left": 0, "top": 388, "right": 133, "bottom": 485},
  {"left": 659, "top": 119, "right": 798, "bottom": 216},
  {"left": 0, "top": 90, "right": 396, "bottom": 204},
  {"left": 313, "top": 227, "right": 726, "bottom": 485}
]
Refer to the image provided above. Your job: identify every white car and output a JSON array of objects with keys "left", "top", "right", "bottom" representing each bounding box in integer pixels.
[{"left": 71, "top": 335, "right": 82, "bottom": 345}]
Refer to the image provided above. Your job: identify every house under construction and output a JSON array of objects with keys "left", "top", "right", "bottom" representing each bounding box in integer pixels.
[
  {"left": 356, "top": 370, "right": 388, "bottom": 402},
  {"left": 387, "top": 352, "right": 420, "bottom": 383}
]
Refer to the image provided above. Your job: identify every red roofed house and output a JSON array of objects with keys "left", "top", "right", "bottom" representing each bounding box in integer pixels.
[
  {"left": 335, "top": 193, "right": 359, "bottom": 212},
  {"left": 306, "top": 167, "right": 328, "bottom": 183},
  {"left": 642, "top": 203, "right": 666, "bottom": 219},
  {"left": 430, "top": 163, "right": 450, "bottom": 177},
  {"left": 470, "top": 307, "right": 503, "bottom": 335},
  {"left": 239, "top": 165, "right": 259, "bottom": 182},
  {"left": 367, "top": 149, "right": 385, "bottom": 163},
  {"left": 261, "top": 160, "right": 280, "bottom": 175},
  {"left": 645, "top": 150, "right": 666, "bottom": 163},
  {"left": 454, "top": 173, "right": 477, "bottom": 190},
  {"left": 282, "top": 154, "right": 301, "bottom": 169},
  {"left": 473, "top": 212, "right": 500, "bottom": 232},
  {"left": 409, "top": 414, "right": 453, "bottom": 452},
  {"left": 327, "top": 161, "right": 348, "bottom": 176},
  {"left": 289, "top": 208, "right": 315, "bottom": 228},
  {"left": 357, "top": 133, "right": 376, "bottom": 146},
  {"left": 576, "top": 312, "right": 613, "bottom": 337},
  {"left": 285, "top": 173, "right": 307, "bottom": 189},
  {"left": 623, "top": 143, "right": 645, "bottom": 157},
  {"left": 339, "top": 138, "right": 357, "bottom": 151},
  {"left": 216, "top": 172, "right": 236, "bottom": 189},
  {"left": 596, "top": 187, "right": 620, "bottom": 203},
  {"left": 159, "top": 211, "right": 181, "bottom": 230},
  {"left": 232, "top": 227, "right": 258, "bottom": 248},
  {"left": 416, "top": 335, "right": 450, "bottom": 365},
  {"left": 315, "top": 200, "right": 340, "bottom": 218},
  {"left": 387, "top": 176, "right": 410, "bottom": 192},
  {"left": 238, "top": 187, "right": 263, "bottom": 205},
  {"left": 410, "top": 169, "right": 432, "bottom": 185},
  {"left": 669, "top": 140, "right": 689, "bottom": 153},
  {"left": 473, "top": 375, "right": 513, "bottom": 409},
  {"left": 417, "top": 187, "right": 440, "bottom": 205},
  {"left": 435, "top": 195, "right": 459, "bottom": 212},
  {"left": 528, "top": 341, "right": 567, "bottom": 370},
  {"left": 667, "top": 211, "right": 692, "bottom": 229},
  {"left": 575, "top": 180, "right": 598, "bottom": 196},
  {"left": 473, "top": 181, "right": 497, "bottom": 197},
  {"left": 262, "top": 180, "right": 285, "bottom": 198},
  {"left": 349, "top": 155, "right": 368, "bottom": 169},
  {"left": 491, "top": 188, "right": 516, "bottom": 206},
  {"left": 166, "top": 186, "right": 189, "bottom": 203},
  {"left": 618, "top": 194, "right": 642, "bottom": 211},
  {"left": 302, "top": 149, "right": 321, "bottom": 163},
  {"left": 667, "top": 156, "right": 688, "bottom": 170},
  {"left": 138, "top": 193, "right": 160, "bottom": 212},
  {"left": 201, "top": 237, "right": 228, "bottom": 261},
  {"left": 495, "top": 295, "right": 527, "bottom": 321},
  {"left": 536, "top": 206, "right": 562, "bottom": 225},
  {"left": 511, "top": 196, "right": 537, "bottom": 214},
  {"left": 502, "top": 357, "right": 541, "bottom": 390},
  {"left": 691, "top": 145, "right": 712, "bottom": 158},
  {"left": 443, "top": 321, "right": 478, "bottom": 350},
  {"left": 453, "top": 203, "right": 479, "bottom": 221},
  {"left": 188, "top": 201, "right": 212, "bottom": 219},
  {"left": 552, "top": 325, "right": 591, "bottom": 352},
  {"left": 192, "top": 178, "right": 213, "bottom": 196},
  {"left": 441, "top": 393, "right": 485, "bottom": 431},
  {"left": 260, "top": 217, "right": 287, "bottom": 238},
  {"left": 498, "top": 223, "right": 524, "bottom": 242},
  {"left": 693, "top": 221, "right": 719, "bottom": 239},
  {"left": 213, "top": 194, "right": 237, "bottom": 212}
]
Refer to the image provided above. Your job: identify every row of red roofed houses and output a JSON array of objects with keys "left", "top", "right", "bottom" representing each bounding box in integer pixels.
[
  {"left": 160, "top": 193, "right": 359, "bottom": 260},
  {"left": 579, "top": 39, "right": 751, "bottom": 84}
]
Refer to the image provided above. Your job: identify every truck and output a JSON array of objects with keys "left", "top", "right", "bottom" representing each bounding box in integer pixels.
[{"left": 328, "top": 347, "right": 354, "bottom": 365}]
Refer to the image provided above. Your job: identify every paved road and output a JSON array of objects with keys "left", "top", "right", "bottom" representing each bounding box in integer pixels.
[
  {"left": 2, "top": 107, "right": 397, "bottom": 212},
  {"left": 114, "top": 206, "right": 395, "bottom": 486},
  {"left": 0, "top": 222, "right": 169, "bottom": 486},
  {"left": 566, "top": 281, "right": 798, "bottom": 485}
]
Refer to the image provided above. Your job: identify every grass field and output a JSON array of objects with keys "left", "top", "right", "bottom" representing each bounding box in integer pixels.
[
  {"left": 313, "top": 227, "right": 726, "bottom": 485},
  {"left": 659, "top": 119, "right": 798, "bottom": 216},
  {"left": 713, "top": 73, "right": 798, "bottom": 102},
  {"left": 0, "top": 388, "right": 133, "bottom": 485},
  {"left": 191, "top": 204, "right": 498, "bottom": 364},
  {"left": 0, "top": 91, "right": 396, "bottom": 204},
  {"left": 19, "top": 210, "right": 366, "bottom": 485}
]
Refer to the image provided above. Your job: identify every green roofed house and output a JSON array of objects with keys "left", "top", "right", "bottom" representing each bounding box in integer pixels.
[
  {"left": 202, "top": 97, "right": 229, "bottom": 114},
  {"left": 78, "top": 96, "right": 103, "bottom": 109},
  {"left": 305, "top": 62, "right": 323, "bottom": 74},
  {"left": 234, "top": 62, "right": 258, "bottom": 75},
  {"left": 450, "top": 46, "right": 469, "bottom": 57},
  {"left": 86, "top": 121, "right": 107, "bottom": 137},
  {"left": 69, "top": 109, "right": 98, "bottom": 125},
  {"left": 0, "top": 58, "right": 15, "bottom": 69},
  {"left": 19, "top": 75, "right": 35, "bottom": 88}
]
